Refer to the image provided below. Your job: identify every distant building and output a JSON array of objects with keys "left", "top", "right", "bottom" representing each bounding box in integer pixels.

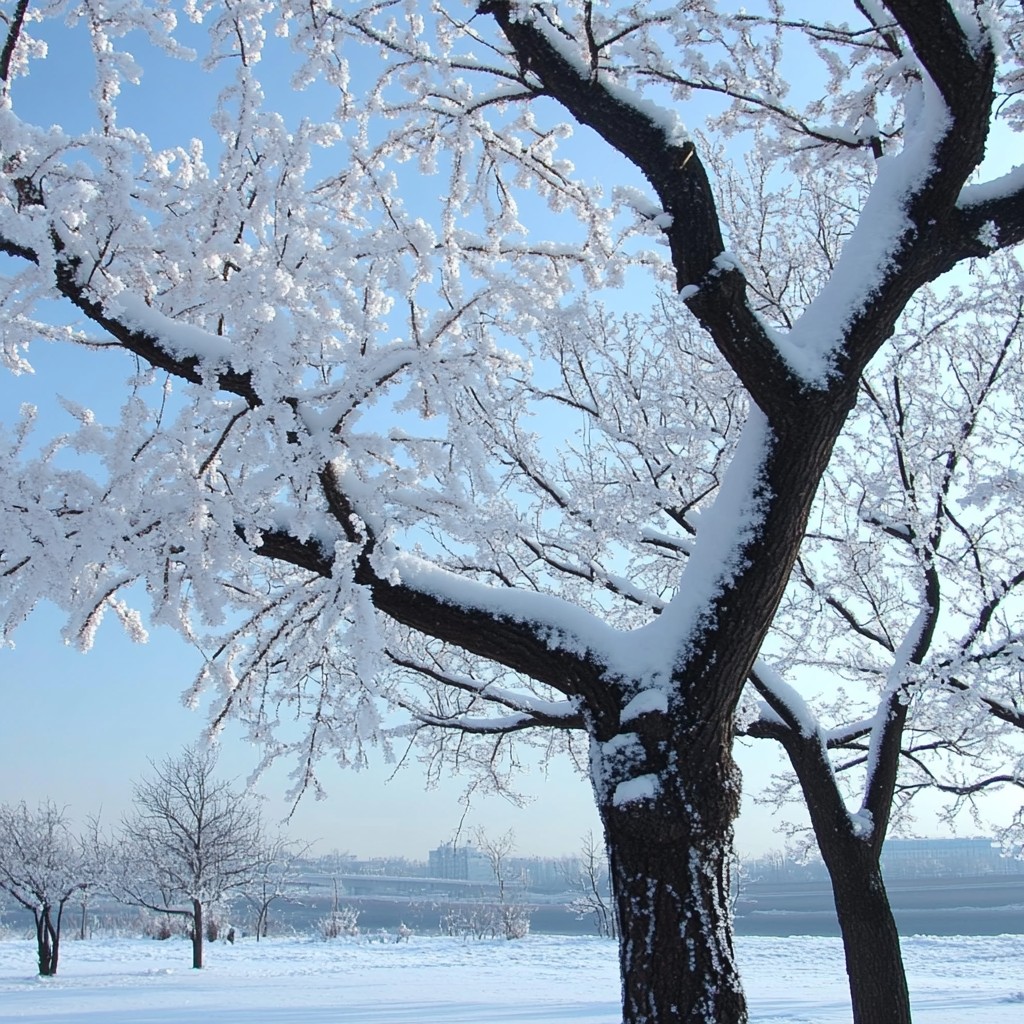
[
  {"left": 428, "top": 842, "right": 493, "bottom": 882},
  {"left": 511, "top": 856, "right": 571, "bottom": 891},
  {"left": 880, "top": 838, "right": 1014, "bottom": 878},
  {"left": 428, "top": 841, "right": 465, "bottom": 879}
]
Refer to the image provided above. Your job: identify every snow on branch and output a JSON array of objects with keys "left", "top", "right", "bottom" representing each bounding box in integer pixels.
[{"left": 386, "top": 648, "right": 583, "bottom": 731}]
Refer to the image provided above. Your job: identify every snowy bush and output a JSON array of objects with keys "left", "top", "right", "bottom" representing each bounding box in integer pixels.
[
  {"left": 438, "top": 902, "right": 529, "bottom": 941},
  {"left": 318, "top": 906, "right": 360, "bottom": 940},
  {"left": 139, "top": 913, "right": 179, "bottom": 942},
  {"left": 500, "top": 904, "right": 530, "bottom": 941}
]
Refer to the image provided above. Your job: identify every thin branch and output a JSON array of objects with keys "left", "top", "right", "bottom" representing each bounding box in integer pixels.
[{"left": 0, "top": 0, "right": 30, "bottom": 84}]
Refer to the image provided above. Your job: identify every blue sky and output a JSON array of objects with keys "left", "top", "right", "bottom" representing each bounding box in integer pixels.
[{"left": 0, "top": 592, "right": 796, "bottom": 858}]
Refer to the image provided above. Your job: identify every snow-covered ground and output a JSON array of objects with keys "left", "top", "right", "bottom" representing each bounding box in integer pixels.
[{"left": 1, "top": 933, "right": 1021, "bottom": 1023}]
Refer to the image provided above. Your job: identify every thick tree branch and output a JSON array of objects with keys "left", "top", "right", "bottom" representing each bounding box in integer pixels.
[
  {"left": 747, "top": 665, "right": 868, "bottom": 852},
  {"left": 477, "top": 0, "right": 799, "bottom": 417},
  {"left": 405, "top": 710, "right": 557, "bottom": 734},
  {"left": 952, "top": 184, "right": 1024, "bottom": 256},
  {"left": 386, "top": 649, "right": 585, "bottom": 731},
  {"left": 808, "top": 5, "right": 998, "bottom": 389},
  {"left": 882, "top": 1, "right": 991, "bottom": 112},
  {"left": 0, "top": 236, "right": 262, "bottom": 406},
  {"left": 249, "top": 524, "right": 613, "bottom": 712}
]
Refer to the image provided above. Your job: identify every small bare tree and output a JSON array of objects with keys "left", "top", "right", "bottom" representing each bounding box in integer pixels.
[
  {"left": 564, "top": 831, "right": 616, "bottom": 939},
  {"left": 475, "top": 828, "right": 530, "bottom": 941},
  {"left": 245, "top": 833, "right": 311, "bottom": 941},
  {"left": 0, "top": 802, "right": 97, "bottom": 976},
  {"left": 111, "top": 747, "right": 263, "bottom": 968}
]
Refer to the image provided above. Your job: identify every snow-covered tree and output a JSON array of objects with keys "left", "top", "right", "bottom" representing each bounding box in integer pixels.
[
  {"left": 0, "top": 801, "right": 98, "bottom": 975},
  {"left": 110, "top": 747, "right": 263, "bottom": 969},
  {"left": 2, "top": 3, "right": 1024, "bottom": 1023},
  {"left": 744, "top": 246, "right": 1024, "bottom": 1019}
]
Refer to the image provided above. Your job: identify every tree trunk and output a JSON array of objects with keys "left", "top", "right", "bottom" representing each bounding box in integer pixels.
[
  {"left": 823, "top": 841, "right": 912, "bottom": 1024},
  {"left": 598, "top": 753, "right": 746, "bottom": 1024},
  {"left": 771, "top": 731, "right": 913, "bottom": 1024},
  {"left": 191, "top": 900, "right": 204, "bottom": 969},
  {"left": 34, "top": 905, "right": 60, "bottom": 976}
]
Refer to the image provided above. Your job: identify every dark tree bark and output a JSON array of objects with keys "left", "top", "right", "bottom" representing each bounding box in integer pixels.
[
  {"left": 599, "top": 749, "right": 745, "bottom": 1024},
  {"left": 191, "top": 899, "right": 204, "bottom": 970},
  {"left": 760, "top": 721, "right": 913, "bottom": 1024},
  {"left": 34, "top": 905, "right": 59, "bottom": 977},
  {"left": 826, "top": 844, "right": 910, "bottom": 1024}
]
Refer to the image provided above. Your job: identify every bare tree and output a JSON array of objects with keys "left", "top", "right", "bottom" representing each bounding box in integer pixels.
[
  {"left": 564, "top": 831, "right": 616, "bottom": 939},
  {"left": 0, "top": 802, "right": 97, "bottom": 976},
  {"left": 111, "top": 747, "right": 263, "bottom": 969},
  {"left": 244, "top": 833, "right": 311, "bottom": 941},
  {"left": 474, "top": 828, "right": 530, "bottom": 940}
]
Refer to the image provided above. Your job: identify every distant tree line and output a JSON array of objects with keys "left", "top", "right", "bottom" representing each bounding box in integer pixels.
[
  {"left": 744, "top": 838, "right": 1021, "bottom": 884},
  {"left": 3, "top": 749, "right": 603, "bottom": 976},
  {"left": 0, "top": 747, "right": 308, "bottom": 975}
]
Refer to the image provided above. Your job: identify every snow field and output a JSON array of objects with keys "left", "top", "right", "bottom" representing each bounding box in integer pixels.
[{"left": 1, "top": 933, "right": 1022, "bottom": 1023}]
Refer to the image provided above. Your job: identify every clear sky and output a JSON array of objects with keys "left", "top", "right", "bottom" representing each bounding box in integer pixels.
[
  {"left": 0, "top": 590, "right": 797, "bottom": 860},
  {"left": 1, "top": 2, "right": 1008, "bottom": 865}
]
